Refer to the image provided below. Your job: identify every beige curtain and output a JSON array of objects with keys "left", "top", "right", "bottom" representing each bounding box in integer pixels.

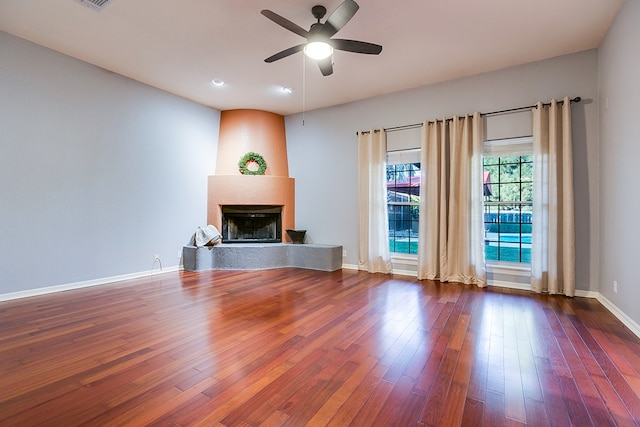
[
  {"left": 417, "top": 113, "right": 486, "bottom": 286},
  {"left": 531, "top": 97, "right": 575, "bottom": 296},
  {"left": 358, "top": 129, "right": 392, "bottom": 274}
]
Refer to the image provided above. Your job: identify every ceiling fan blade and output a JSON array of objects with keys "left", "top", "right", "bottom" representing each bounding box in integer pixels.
[
  {"left": 265, "top": 44, "right": 306, "bottom": 63},
  {"left": 331, "top": 39, "right": 382, "bottom": 55},
  {"left": 261, "top": 10, "right": 309, "bottom": 39},
  {"left": 318, "top": 57, "right": 334, "bottom": 76},
  {"left": 322, "top": 0, "right": 359, "bottom": 37}
]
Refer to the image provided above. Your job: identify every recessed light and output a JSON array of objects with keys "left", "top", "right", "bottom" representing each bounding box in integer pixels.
[
  {"left": 282, "top": 87, "right": 294, "bottom": 94},
  {"left": 211, "top": 79, "right": 224, "bottom": 86}
]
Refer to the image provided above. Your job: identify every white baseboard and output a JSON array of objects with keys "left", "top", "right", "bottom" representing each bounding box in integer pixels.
[
  {"left": 0, "top": 266, "right": 181, "bottom": 302},
  {"left": 341, "top": 263, "right": 414, "bottom": 277},
  {"left": 574, "top": 289, "right": 600, "bottom": 299},
  {"left": 595, "top": 293, "right": 640, "bottom": 339},
  {"left": 390, "top": 268, "right": 418, "bottom": 277}
]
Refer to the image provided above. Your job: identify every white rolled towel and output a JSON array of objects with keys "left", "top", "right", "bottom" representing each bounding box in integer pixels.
[{"left": 194, "top": 225, "right": 222, "bottom": 247}]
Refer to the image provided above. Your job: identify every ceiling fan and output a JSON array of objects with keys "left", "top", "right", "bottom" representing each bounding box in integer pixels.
[{"left": 261, "top": 0, "right": 383, "bottom": 76}]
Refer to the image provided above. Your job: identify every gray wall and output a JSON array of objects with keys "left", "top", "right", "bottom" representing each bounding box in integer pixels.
[
  {"left": 598, "top": 0, "right": 640, "bottom": 326},
  {"left": 286, "top": 50, "right": 600, "bottom": 292},
  {"left": 2, "top": 21, "right": 624, "bottom": 319},
  {"left": 0, "top": 32, "right": 220, "bottom": 295}
]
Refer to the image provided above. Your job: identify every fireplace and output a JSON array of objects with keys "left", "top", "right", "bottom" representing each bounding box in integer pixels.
[
  {"left": 208, "top": 110, "right": 295, "bottom": 242},
  {"left": 221, "top": 205, "right": 282, "bottom": 243}
]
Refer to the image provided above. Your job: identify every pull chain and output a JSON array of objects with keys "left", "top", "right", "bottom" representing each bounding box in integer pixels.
[{"left": 302, "top": 54, "right": 306, "bottom": 126}]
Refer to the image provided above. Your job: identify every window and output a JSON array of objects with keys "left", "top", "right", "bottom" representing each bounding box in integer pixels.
[
  {"left": 384, "top": 137, "right": 533, "bottom": 264},
  {"left": 483, "top": 150, "right": 532, "bottom": 264},
  {"left": 386, "top": 162, "right": 420, "bottom": 255}
]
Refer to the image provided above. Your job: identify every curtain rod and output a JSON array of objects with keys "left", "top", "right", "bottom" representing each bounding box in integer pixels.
[{"left": 357, "top": 96, "right": 581, "bottom": 135}]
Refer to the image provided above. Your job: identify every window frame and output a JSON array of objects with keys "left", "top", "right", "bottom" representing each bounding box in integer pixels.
[
  {"left": 483, "top": 136, "right": 533, "bottom": 270},
  {"left": 386, "top": 149, "right": 421, "bottom": 258}
]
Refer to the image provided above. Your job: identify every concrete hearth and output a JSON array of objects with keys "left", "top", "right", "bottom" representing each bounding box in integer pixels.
[{"left": 183, "top": 243, "right": 342, "bottom": 272}]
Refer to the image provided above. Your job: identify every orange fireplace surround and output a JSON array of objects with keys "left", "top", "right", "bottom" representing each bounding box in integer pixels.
[{"left": 207, "top": 109, "right": 295, "bottom": 242}]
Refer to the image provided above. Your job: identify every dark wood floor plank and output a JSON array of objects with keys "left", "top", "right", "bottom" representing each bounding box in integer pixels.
[
  {"left": 604, "top": 328, "right": 640, "bottom": 379},
  {"left": 486, "top": 334, "right": 505, "bottom": 395},
  {"left": 412, "top": 333, "right": 449, "bottom": 396},
  {"left": 504, "top": 346, "right": 527, "bottom": 423},
  {"left": 419, "top": 347, "right": 460, "bottom": 425},
  {"left": 524, "top": 397, "right": 550, "bottom": 427},
  {"left": 306, "top": 355, "right": 378, "bottom": 425},
  {"left": 382, "top": 327, "right": 427, "bottom": 385},
  {"left": 516, "top": 338, "right": 543, "bottom": 402},
  {"left": 438, "top": 381, "right": 468, "bottom": 426},
  {"left": 571, "top": 315, "right": 640, "bottom": 422},
  {"left": 391, "top": 390, "right": 427, "bottom": 427},
  {"left": 1, "top": 269, "right": 640, "bottom": 425},
  {"left": 533, "top": 355, "right": 574, "bottom": 426},
  {"left": 591, "top": 374, "right": 638, "bottom": 427},
  {"left": 482, "top": 390, "right": 506, "bottom": 427},
  {"left": 555, "top": 326, "right": 616, "bottom": 426},
  {"left": 461, "top": 397, "right": 485, "bottom": 426},
  {"left": 591, "top": 326, "right": 640, "bottom": 379},
  {"left": 402, "top": 328, "right": 437, "bottom": 381},
  {"left": 277, "top": 348, "right": 360, "bottom": 425},
  {"left": 452, "top": 329, "right": 475, "bottom": 387},
  {"left": 350, "top": 377, "right": 395, "bottom": 422},
  {"left": 467, "top": 336, "right": 490, "bottom": 402},
  {"left": 326, "top": 361, "right": 389, "bottom": 426}
]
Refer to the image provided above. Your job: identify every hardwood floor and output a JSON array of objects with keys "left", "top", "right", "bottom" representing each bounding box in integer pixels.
[{"left": 1, "top": 268, "right": 640, "bottom": 426}]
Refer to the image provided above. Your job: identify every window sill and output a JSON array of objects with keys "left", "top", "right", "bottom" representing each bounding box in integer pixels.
[
  {"left": 387, "top": 257, "right": 531, "bottom": 280},
  {"left": 390, "top": 253, "right": 417, "bottom": 265},
  {"left": 486, "top": 262, "right": 531, "bottom": 276},
  {"left": 389, "top": 258, "right": 530, "bottom": 272}
]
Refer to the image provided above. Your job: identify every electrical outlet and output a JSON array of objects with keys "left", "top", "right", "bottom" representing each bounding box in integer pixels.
[
  {"left": 177, "top": 250, "right": 182, "bottom": 259},
  {"left": 342, "top": 249, "right": 347, "bottom": 257},
  {"left": 613, "top": 280, "right": 618, "bottom": 294}
]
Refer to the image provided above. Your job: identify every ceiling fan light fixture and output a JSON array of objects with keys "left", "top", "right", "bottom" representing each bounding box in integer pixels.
[
  {"left": 262, "top": 1, "right": 381, "bottom": 76},
  {"left": 304, "top": 41, "right": 333, "bottom": 60}
]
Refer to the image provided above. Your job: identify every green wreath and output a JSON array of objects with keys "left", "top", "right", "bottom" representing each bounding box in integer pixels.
[{"left": 238, "top": 152, "right": 267, "bottom": 175}]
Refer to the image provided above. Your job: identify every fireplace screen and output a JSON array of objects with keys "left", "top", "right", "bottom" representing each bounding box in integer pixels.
[{"left": 221, "top": 205, "right": 282, "bottom": 243}]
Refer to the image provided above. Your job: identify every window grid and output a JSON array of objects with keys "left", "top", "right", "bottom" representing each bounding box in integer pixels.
[
  {"left": 483, "top": 155, "right": 532, "bottom": 264},
  {"left": 387, "top": 163, "right": 420, "bottom": 255}
]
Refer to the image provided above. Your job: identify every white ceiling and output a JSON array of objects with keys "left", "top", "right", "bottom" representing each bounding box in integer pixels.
[{"left": 0, "top": 0, "right": 623, "bottom": 116}]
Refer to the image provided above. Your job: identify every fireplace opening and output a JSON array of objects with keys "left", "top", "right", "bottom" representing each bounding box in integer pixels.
[{"left": 221, "top": 205, "right": 282, "bottom": 243}]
